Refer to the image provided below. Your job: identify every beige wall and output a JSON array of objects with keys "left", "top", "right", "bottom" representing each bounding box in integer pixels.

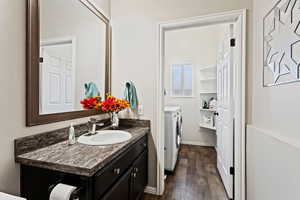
[
  {"left": 0, "top": 0, "right": 110, "bottom": 195},
  {"left": 93, "top": 0, "right": 110, "bottom": 19},
  {"left": 164, "top": 25, "right": 228, "bottom": 146},
  {"left": 111, "top": 0, "right": 253, "bottom": 188},
  {"left": 247, "top": 0, "right": 300, "bottom": 199}
]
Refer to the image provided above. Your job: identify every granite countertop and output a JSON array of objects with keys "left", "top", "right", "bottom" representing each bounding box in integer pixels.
[{"left": 15, "top": 123, "right": 150, "bottom": 177}]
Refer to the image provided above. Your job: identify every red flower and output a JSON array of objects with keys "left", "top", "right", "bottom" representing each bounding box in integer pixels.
[
  {"left": 80, "top": 97, "right": 101, "bottom": 110},
  {"left": 80, "top": 95, "right": 129, "bottom": 112}
]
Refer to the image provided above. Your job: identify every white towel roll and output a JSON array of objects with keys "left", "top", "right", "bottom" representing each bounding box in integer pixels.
[
  {"left": 0, "top": 192, "right": 26, "bottom": 200},
  {"left": 49, "top": 183, "right": 77, "bottom": 200}
]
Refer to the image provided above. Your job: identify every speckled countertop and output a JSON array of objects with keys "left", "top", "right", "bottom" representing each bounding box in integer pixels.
[{"left": 15, "top": 123, "right": 150, "bottom": 177}]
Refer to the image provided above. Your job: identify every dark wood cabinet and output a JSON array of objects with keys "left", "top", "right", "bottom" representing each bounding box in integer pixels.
[
  {"left": 20, "top": 135, "right": 148, "bottom": 200},
  {"left": 101, "top": 151, "right": 148, "bottom": 200},
  {"left": 131, "top": 151, "right": 148, "bottom": 200},
  {"left": 101, "top": 168, "right": 132, "bottom": 200},
  {"left": 97, "top": 150, "right": 148, "bottom": 200}
]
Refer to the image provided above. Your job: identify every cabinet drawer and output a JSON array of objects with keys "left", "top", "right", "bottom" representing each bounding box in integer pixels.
[
  {"left": 94, "top": 136, "right": 147, "bottom": 200},
  {"left": 100, "top": 167, "right": 132, "bottom": 200}
]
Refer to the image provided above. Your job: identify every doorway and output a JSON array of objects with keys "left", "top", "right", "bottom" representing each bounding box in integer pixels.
[
  {"left": 39, "top": 37, "right": 76, "bottom": 114},
  {"left": 155, "top": 10, "right": 246, "bottom": 200}
]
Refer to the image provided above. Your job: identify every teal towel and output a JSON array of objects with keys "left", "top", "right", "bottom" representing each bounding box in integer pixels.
[
  {"left": 124, "top": 81, "right": 138, "bottom": 109},
  {"left": 84, "top": 82, "right": 100, "bottom": 98}
]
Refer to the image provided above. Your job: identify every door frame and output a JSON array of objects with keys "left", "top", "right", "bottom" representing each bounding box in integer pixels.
[{"left": 156, "top": 9, "right": 247, "bottom": 200}]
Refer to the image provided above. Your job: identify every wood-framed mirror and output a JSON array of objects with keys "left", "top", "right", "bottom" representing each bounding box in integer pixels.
[{"left": 26, "top": 0, "right": 111, "bottom": 126}]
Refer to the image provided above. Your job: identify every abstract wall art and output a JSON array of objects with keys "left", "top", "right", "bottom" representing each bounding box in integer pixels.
[{"left": 263, "top": 0, "right": 300, "bottom": 86}]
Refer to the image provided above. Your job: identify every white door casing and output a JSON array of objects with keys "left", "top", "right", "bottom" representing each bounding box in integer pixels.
[
  {"left": 157, "top": 10, "right": 246, "bottom": 199},
  {"left": 40, "top": 38, "right": 76, "bottom": 114},
  {"left": 216, "top": 25, "right": 234, "bottom": 198}
]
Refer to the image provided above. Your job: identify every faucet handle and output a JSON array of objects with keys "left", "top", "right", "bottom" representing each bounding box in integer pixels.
[{"left": 88, "top": 118, "right": 105, "bottom": 130}]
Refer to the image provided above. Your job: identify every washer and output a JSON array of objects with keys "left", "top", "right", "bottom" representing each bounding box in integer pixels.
[{"left": 164, "top": 105, "right": 182, "bottom": 173}]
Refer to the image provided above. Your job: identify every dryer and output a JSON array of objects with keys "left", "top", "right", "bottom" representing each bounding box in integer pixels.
[{"left": 164, "top": 106, "right": 182, "bottom": 173}]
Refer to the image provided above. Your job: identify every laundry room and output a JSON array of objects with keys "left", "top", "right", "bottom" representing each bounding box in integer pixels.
[
  {"left": 164, "top": 24, "right": 229, "bottom": 148},
  {"left": 162, "top": 22, "right": 235, "bottom": 199}
]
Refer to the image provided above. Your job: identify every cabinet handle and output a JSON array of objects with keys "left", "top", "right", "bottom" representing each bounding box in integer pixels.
[
  {"left": 113, "top": 168, "right": 120, "bottom": 175},
  {"left": 132, "top": 173, "right": 136, "bottom": 178},
  {"left": 134, "top": 167, "right": 139, "bottom": 173}
]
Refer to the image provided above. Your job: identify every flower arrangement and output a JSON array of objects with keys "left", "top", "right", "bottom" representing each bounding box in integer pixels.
[
  {"left": 80, "top": 95, "right": 129, "bottom": 113},
  {"left": 99, "top": 95, "right": 130, "bottom": 113},
  {"left": 80, "top": 95, "right": 129, "bottom": 129}
]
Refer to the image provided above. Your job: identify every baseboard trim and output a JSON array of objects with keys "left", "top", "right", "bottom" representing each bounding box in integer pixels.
[
  {"left": 144, "top": 186, "right": 157, "bottom": 195},
  {"left": 181, "top": 140, "right": 214, "bottom": 147}
]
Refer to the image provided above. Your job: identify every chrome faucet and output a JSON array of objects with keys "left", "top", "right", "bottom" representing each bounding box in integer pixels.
[{"left": 87, "top": 118, "right": 105, "bottom": 135}]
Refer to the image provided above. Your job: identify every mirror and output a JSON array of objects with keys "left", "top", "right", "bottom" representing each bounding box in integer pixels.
[
  {"left": 26, "top": 0, "right": 111, "bottom": 126},
  {"left": 39, "top": 0, "right": 107, "bottom": 114}
]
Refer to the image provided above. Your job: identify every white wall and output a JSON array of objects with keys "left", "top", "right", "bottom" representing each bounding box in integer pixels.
[
  {"left": 111, "top": 0, "right": 253, "bottom": 188},
  {"left": 247, "top": 0, "right": 300, "bottom": 199},
  {"left": 247, "top": 126, "right": 300, "bottom": 200},
  {"left": 251, "top": 0, "right": 300, "bottom": 139},
  {"left": 164, "top": 25, "right": 227, "bottom": 146},
  {"left": 0, "top": 0, "right": 110, "bottom": 195}
]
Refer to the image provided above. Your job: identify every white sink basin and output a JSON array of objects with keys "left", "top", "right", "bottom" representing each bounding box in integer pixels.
[{"left": 78, "top": 130, "right": 132, "bottom": 146}]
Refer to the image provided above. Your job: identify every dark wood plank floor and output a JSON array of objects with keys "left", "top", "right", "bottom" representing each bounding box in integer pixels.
[{"left": 144, "top": 145, "right": 228, "bottom": 200}]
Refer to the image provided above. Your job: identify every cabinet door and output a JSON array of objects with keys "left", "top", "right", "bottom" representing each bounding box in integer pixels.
[
  {"left": 94, "top": 136, "right": 147, "bottom": 200},
  {"left": 101, "top": 168, "right": 131, "bottom": 200},
  {"left": 131, "top": 151, "right": 148, "bottom": 200}
]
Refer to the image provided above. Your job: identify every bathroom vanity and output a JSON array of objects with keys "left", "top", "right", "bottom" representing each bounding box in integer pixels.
[
  {"left": 15, "top": 120, "right": 149, "bottom": 200},
  {"left": 20, "top": 1, "right": 149, "bottom": 199}
]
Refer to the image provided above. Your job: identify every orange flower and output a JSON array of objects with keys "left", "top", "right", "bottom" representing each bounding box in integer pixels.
[
  {"left": 99, "top": 96, "right": 129, "bottom": 113},
  {"left": 80, "top": 96, "right": 101, "bottom": 110},
  {"left": 80, "top": 95, "right": 129, "bottom": 112}
]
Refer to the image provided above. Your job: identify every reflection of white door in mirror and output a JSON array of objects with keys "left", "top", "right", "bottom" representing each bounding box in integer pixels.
[{"left": 39, "top": 37, "right": 76, "bottom": 115}]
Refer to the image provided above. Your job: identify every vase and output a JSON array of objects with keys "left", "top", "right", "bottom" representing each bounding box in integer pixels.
[{"left": 111, "top": 111, "right": 119, "bottom": 129}]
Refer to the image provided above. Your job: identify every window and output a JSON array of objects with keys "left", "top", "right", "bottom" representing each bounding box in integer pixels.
[{"left": 171, "top": 64, "right": 193, "bottom": 97}]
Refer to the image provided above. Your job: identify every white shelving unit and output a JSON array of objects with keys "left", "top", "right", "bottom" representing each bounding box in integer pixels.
[
  {"left": 200, "top": 108, "right": 216, "bottom": 112},
  {"left": 199, "top": 66, "right": 217, "bottom": 71},
  {"left": 200, "top": 77, "right": 217, "bottom": 81},
  {"left": 199, "top": 65, "right": 217, "bottom": 131},
  {"left": 199, "top": 123, "right": 216, "bottom": 131},
  {"left": 199, "top": 91, "right": 217, "bottom": 94}
]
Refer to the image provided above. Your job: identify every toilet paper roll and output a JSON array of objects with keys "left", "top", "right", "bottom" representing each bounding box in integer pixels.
[{"left": 49, "top": 183, "right": 77, "bottom": 200}]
